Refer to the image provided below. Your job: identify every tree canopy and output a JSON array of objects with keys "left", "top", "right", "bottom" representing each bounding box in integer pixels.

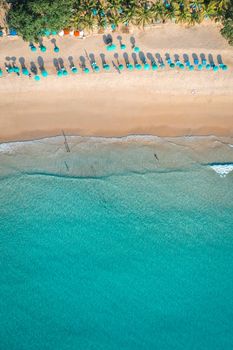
[
  {"left": 221, "top": 0, "right": 233, "bottom": 45},
  {"left": 7, "top": 0, "right": 74, "bottom": 42},
  {"left": 2, "top": 0, "right": 233, "bottom": 45}
]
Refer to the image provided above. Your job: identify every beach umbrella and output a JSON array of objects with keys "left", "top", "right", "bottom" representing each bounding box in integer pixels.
[
  {"left": 202, "top": 59, "right": 207, "bottom": 65},
  {"left": 51, "top": 30, "right": 57, "bottom": 35},
  {"left": 94, "top": 65, "right": 100, "bottom": 72},
  {"left": 144, "top": 63, "right": 150, "bottom": 70},
  {"left": 185, "top": 61, "right": 190, "bottom": 67},
  {"left": 106, "top": 44, "right": 116, "bottom": 52},
  {"left": 221, "top": 64, "right": 228, "bottom": 71},
  {"left": 41, "top": 70, "right": 48, "bottom": 77},
  {"left": 206, "top": 64, "right": 211, "bottom": 70},
  {"left": 160, "top": 63, "right": 165, "bottom": 69},
  {"left": 179, "top": 63, "right": 185, "bottom": 69},
  {"left": 135, "top": 63, "right": 142, "bottom": 70},
  {"left": 133, "top": 47, "right": 140, "bottom": 53},
  {"left": 213, "top": 65, "right": 219, "bottom": 72},
  {"left": 167, "top": 58, "right": 172, "bottom": 64},
  {"left": 198, "top": 64, "right": 203, "bottom": 70},
  {"left": 13, "top": 66, "right": 20, "bottom": 73},
  {"left": 118, "top": 64, "right": 124, "bottom": 71},
  {"left": 8, "top": 67, "right": 14, "bottom": 73},
  {"left": 120, "top": 44, "right": 126, "bottom": 50},
  {"left": 0, "top": 69, "right": 2, "bottom": 77},
  {"left": 152, "top": 63, "right": 158, "bottom": 71},
  {"left": 170, "top": 63, "right": 175, "bottom": 69},
  {"left": 30, "top": 45, "right": 37, "bottom": 52},
  {"left": 34, "top": 75, "right": 40, "bottom": 81},
  {"left": 22, "top": 68, "right": 29, "bottom": 75},
  {"left": 194, "top": 59, "right": 199, "bottom": 65},
  {"left": 57, "top": 70, "right": 63, "bottom": 77},
  {"left": 40, "top": 45, "right": 47, "bottom": 52},
  {"left": 62, "top": 69, "right": 68, "bottom": 76},
  {"left": 111, "top": 24, "right": 116, "bottom": 30},
  {"left": 44, "top": 30, "right": 51, "bottom": 36},
  {"left": 103, "top": 64, "right": 110, "bottom": 71},
  {"left": 84, "top": 67, "right": 90, "bottom": 73},
  {"left": 175, "top": 61, "right": 180, "bottom": 66},
  {"left": 92, "top": 8, "right": 98, "bottom": 15},
  {"left": 127, "top": 63, "right": 134, "bottom": 71},
  {"left": 189, "top": 65, "right": 194, "bottom": 71},
  {"left": 71, "top": 67, "right": 78, "bottom": 73},
  {"left": 54, "top": 47, "right": 60, "bottom": 53}
]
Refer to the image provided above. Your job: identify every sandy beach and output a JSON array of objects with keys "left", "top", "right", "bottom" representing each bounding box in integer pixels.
[{"left": 0, "top": 22, "right": 233, "bottom": 142}]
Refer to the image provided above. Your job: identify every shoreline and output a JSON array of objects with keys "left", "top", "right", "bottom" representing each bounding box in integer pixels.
[{"left": 1, "top": 134, "right": 233, "bottom": 180}]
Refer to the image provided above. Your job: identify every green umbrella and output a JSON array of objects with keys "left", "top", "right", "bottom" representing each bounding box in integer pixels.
[
  {"left": 51, "top": 30, "right": 57, "bottom": 35},
  {"left": 44, "top": 29, "right": 51, "bottom": 36},
  {"left": 179, "top": 63, "right": 185, "bottom": 69},
  {"left": 63, "top": 69, "right": 68, "bottom": 76},
  {"left": 135, "top": 63, "right": 142, "bottom": 70},
  {"left": 134, "top": 47, "right": 140, "bottom": 53},
  {"left": 120, "top": 44, "right": 126, "bottom": 50},
  {"left": 0, "top": 69, "right": 2, "bottom": 77},
  {"left": 71, "top": 67, "right": 78, "bottom": 73},
  {"left": 22, "top": 68, "right": 29, "bottom": 75},
  {"left": 213, "top": 65, "right": 219, "bottom": 72},
  {"left": 54, "top": 47, "right": 60, "bottom": 53},
  {"left": 30, "top": 45, "right": 37, "bottom": 52},
  {"left": 206, "top": 64, "right": 211, "bottom": 70},
  {"left": 34, "top": 75, "right": 40, "bottom": 81},
  {"left": 40, "top": 45, "right": 47, "bottom": 52},
  {"left": 13, "top": 66, "right": 20, "bottom": 73},
  {"left": 103, "top": 64, "right": 110, "bottom": 71},
  {"left": 189, "top": 65, "right": 194, "bottom": 71},
  {"left": 84, "top": 67, "right": 90, "bottom": 73},
  {"left": 170, "top": 63, "right": 175, "bottom": 69},
  {"left": 94, "top": 65, "right": 100, "bottom": 72},
  {"left": 8, "top": 67, "right": 14, "bottom": 73},
  {"left": 152, "top": 63, "right": 158, "bottom": 71},
  {"left": 118, "top": 64, "right": 124, "bottom": 71},
  {"left": 57, "top": 70, "right": 63, "bottom": 77},
  {"left": 221, "top": 64, "right": 228, "bottom": 71},
  {"left": 127, "top": 63, "right": 133, "bottom": 71},
  {"left": 144, "top": 63, "right": 150, "bottom": 70},
  {"left": 198, "top": 64, "right": 203, "bottom": 70},
  {"left": 106, "top": 44, "right": 116, "bottom": 52},
  {"left": 42, "top": 70, "right": 48, "bottom": 77}
]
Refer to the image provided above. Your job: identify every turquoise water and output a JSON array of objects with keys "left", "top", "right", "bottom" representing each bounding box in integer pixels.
[{"left": 0, "top": 136, "right": 233, "bottom": 350}]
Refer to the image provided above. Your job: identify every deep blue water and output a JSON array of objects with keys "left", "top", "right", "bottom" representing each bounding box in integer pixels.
[{"left": 0, "top": 136, "right": 233, "bottom": 349}]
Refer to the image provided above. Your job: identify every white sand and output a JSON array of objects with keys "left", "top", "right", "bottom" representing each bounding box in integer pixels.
[{"left": 0, "top": 22, "right": 233, "bottom": 142}]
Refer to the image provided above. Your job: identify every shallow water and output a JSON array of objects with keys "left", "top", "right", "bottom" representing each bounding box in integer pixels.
[{"left": 0, "top": 136, "right": 233, "bottom": 350}]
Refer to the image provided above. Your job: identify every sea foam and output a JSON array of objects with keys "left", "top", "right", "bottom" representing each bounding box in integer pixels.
[{"left": 210, "top": 163, "right": 233, "bottom": 177}]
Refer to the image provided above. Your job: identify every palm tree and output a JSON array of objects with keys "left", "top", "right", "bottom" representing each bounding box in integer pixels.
[
  {"left": 133, "top": 1, "right": 155, "bottom": 27},
  {"left": 220, "top": 0, "right": 233, "bottom": 45},
  {"left": 120, "top": 0, "right": 138, "bottom": 26},
  {"left": 151, "top": 0, "right": 166, "bottom": 23},
  {"left": 174, "top": 0, "right": 192, "bottom": 24}
]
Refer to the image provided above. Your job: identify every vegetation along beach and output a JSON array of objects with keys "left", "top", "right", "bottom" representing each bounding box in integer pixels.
[{"left": 0, "top": 1, "right": 233, "bottom": 349}]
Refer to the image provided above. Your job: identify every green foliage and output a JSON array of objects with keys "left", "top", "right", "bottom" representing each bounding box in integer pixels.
[
  {"left": 7, "top": 0, "right": 74, "bottom": 42},
  {"left": 4, "top": 0, "right": 233, "bottom": 46},
  {"left": 221, "top": 0, "right": 233, "bottom": 45}
]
